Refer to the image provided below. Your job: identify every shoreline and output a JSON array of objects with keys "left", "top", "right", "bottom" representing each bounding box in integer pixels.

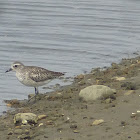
[{"left": 1, "top": 56, "right": 140, "bottom": 140}]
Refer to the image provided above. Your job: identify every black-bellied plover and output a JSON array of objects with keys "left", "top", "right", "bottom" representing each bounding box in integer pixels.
[{"left": 5, "top": 61, "right": 64, "bottom": 100}]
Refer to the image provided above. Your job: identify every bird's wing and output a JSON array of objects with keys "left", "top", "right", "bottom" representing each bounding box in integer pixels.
[{"left": 28, "top": 67, "right": 53, "bottom": 82}]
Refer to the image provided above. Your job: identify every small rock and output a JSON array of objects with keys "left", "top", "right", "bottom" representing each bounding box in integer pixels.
[
  {"left": 111, "top": 63, "right": 119, "bottom": 69},
  {"left": 55, "top": 92, "right": 63, "bottom": 98},
  {"left": 75, "top": 74, "right": 84, "bottom": 79},
  {"left": 70, "top": 124, "right": 77, "bottom": 129},
  {"left": 57, "top": 128, "right": 63, "bottom": 132},
  {"left": 78, "top": 80, "right": 86, "bottom": 86},
  {"left": 73, "top": 130, "right": 79, "bottom": 133},
  {"left": 14, "top": 113, "right": 38, "bottom": 125},
  {"left": 120, "top": 121, "right": 128, "bottom": 126},
  {"left": 38, "top": 123, "right": 43, "bottom": 127},
  {"left": 105, "top": 98, "right": 112, "bottom": 104},
  {"left": 131, "top": 112, "right": 140, "bottom": 119},
  {"left": 14, "top": 129, "right": 23, "bottom": 134},
  {"left": 121, "top": 82, "right": 137, "bottom": 90},
  {"left": 37, "top": 115, "right": 47, "bottom": 120},
  {"left": 8, "top": 131, "right": 13, "bottom": 135},
  {"left": 5, "top": 99, "right": 20, "bottom": 107},
  {"left": 92, "top": 119, "right": 104, "bottom": 125},
  {"left": 18, "top": 134, "right": 31, "bottom": 139},
  {"left": 113, "top": 77, "right": 126, "bottom": 81},
  {"left": 46, "top": 120, "right": 53, "bottom": 125},
  {"left": 21, "top": 124, "right": 31, "bottom": 130},
  {"left": 124, "top": 90, "right": 135, "bottom": 95}
]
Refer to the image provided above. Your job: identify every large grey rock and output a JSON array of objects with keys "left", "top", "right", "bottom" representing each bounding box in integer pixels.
[{"left": 79, "top": 85, "right": 116, "bottom": 101}]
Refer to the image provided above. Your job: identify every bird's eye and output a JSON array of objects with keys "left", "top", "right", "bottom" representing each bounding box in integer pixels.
[{"left": 14, "top": 65, "right": 18, "bottom": 67}]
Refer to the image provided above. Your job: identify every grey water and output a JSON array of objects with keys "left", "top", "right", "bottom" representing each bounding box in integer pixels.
[{"left": 0, "top": 0, "right": 140, "bottom": 114}]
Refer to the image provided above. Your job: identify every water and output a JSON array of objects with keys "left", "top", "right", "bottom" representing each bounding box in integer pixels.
[{"left": 0, "top": 0, "right": 140, "bottom": 113}]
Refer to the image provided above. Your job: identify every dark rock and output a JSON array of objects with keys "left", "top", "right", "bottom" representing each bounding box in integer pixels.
[
  {"left": 70, "top": 124, "right": 77, "bottom": 129},
  {"left": 18, "top": 134, "right": 31, "bottom": 139},
  {"left": 121, "top": 82, "right": 137, "bottom": 90}
]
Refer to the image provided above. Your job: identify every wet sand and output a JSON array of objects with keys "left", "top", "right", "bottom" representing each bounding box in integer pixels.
[{"left": 1, "top": 56, "right": 140, "bottom": 140}]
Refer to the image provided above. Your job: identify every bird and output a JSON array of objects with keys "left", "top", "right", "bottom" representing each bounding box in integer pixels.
[{"left": 5, "top": 61, "right": 64, "bottom": 101}]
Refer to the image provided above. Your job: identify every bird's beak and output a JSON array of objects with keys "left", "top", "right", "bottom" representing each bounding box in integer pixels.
[{"left": 5, "top": 68, "right": 13, "bottom": 73}]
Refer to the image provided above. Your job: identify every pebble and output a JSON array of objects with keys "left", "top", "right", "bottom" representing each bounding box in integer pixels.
[
  {"left": 73, "top": 130, "right": 79, "bottom": 133},
  {"left": 70, "top": 124, "right": 77, "bottom": 129},
  {"left": 113, "top": 76, "right": 126, "bottom": 81},
  {"left": 8, "top": 131, "right": 13, "bottom": 135},
  {"left": 18, "top": 134, "right": 31, "bottom": 139},
  {"left": 75, "top": 74, "right": 84, "bottom": 79},
  {"left": 124, "top": 90, "right": 135, "bottom": 96},
  {"left": 92, "top": 119, "right": 104, "bottom": 125},
  {"left": 105, "top": 98, "right": 112, "bottom": 104},
  {"left": 14, "top": 129, "right": 23, "bottom": 134},
  {"left": 46, "top": 120, "right": 53, "bottom": 125},
  {"left": 38, "top": 123, "right": 44, "bottom": 127},
  {"left": 37, "top": 115, "right": 47, "bottom": 120}
]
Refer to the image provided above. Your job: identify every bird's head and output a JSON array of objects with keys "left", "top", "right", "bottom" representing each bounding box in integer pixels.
[{"left": 5, "top": 61, "right": 24, "bottom": 73}]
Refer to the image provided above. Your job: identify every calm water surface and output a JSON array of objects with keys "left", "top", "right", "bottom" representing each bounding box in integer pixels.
[{"left": 0, "top": 0, "right": 140, "bottom": 113}]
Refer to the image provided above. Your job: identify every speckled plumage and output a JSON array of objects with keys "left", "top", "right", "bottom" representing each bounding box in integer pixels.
[{"left": 6, "top": 61, "right": 64, "bottom": 95}]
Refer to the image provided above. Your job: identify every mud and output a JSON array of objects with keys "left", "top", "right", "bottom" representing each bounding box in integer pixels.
[{"left": 1, "top": 56, "right": 140, "bottom": 140}]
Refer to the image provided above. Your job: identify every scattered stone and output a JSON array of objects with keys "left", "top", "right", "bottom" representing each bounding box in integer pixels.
[
  {"left": 15, "top": 126, "right": 21, "bottom": 129},
  {"left": 120, "top": 121, "right": 128, "bottom": 126},
  {"left": 25, "top": 130, "right": 30, "bottom": 135},
  {"left": 38, "top": 123, "right": 44, "bottom": 127},
  {"left": 8, "top": 131, "right": 13, "bottom": 135},
  {"left": 5, "top": 99, "right": 20, "bottom": 107},
  {"left": 113, "top": 76, "right": 126, "bottom": 81},
  {"left": 57, "top": 128, "right": 63, "bottom": 132},
  {"left": 46, "top": 120, "right": 54, "bottom": 125},
  {"left": 73, "top": 130, "right": 79, "bottom": 133},
  {"left": 21, "top": 124, "right": 31, "bottom": 130},
  {"left": 131, "top": 112, "right": 140, "bottom": 119},
  {"left": 111, "top": 63, "right": 119, "bottom": 69},
  {"left": 121, "top": 82, "right": 137, "bottom": 90},
  {"left": 112, "top": 104, "right": 116, "bottom": 107},
  {"left": 37, "top": 115, "right": 47, "bottom": 120},
  {"left": 17, "top": 134, "right": 31, "bottom": 139},
  {"left": 14, "top": 129, "right": 23, "bottom": 134},
  {"left": 44, "top": 136, "right": 48, "bottom": 138},
  {"left": 78, "top": 80, "right": 86, "bottom": 86},
  {"left": 105, "top": 98, "right": 112, "bottom": 104},
  {"left": 75, "top": 74, "right": 84, "bottom": 79},
  {"left": 92, "top": 119, "right": 104, "bottom": 125},
  {"left": 79, "top": 85, "right": 116, "bottom": 101},
  {"left": 70, "top": 124, "right": 77, "bottom": 129},
  {"left": 54, "top": 92, "right": 63, "bottom": 98},
  {"left": 124, "top": 90, "right": 135, "bottom": 95},
  {"left": 14, "top": 113, "right": 38, "bottom": 125}
]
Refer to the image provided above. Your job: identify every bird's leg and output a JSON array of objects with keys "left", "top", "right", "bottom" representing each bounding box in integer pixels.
[
  {"left": 28, "top": 87, "right": 39, "bottom": 102},
  {"left": 35, "top": 87, "right": 39, "bottom": 95},
  {"left": 34, "top": 87, "right": 39, "bottom": 101}
]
